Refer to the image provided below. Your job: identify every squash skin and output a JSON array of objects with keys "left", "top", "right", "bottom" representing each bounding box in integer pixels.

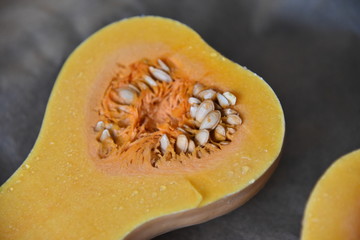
[
  {"left": 125, "top": 156, "right": 280, "bottom": 240},
  {"left": 301, "top": 149, "right": 360, "bottom": 240},
  {"left": 0, "top": 16, "right": 285, "bottom": 240}
]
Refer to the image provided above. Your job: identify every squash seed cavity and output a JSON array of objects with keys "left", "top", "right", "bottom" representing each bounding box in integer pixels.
[{"left": 94, "top": 58, "right": 242, "bottom": 169}]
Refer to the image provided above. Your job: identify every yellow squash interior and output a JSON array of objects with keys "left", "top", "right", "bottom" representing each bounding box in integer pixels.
[
  {"left": 301, "top": 149, "right": 360, "bottom": 240},
  {"left": 0, "top": 16, "right": 285, "bottom": 239}
]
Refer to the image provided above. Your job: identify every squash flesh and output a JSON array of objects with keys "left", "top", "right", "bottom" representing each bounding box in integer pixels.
[
  {"left": 0, "top": 16, "right": 284, "bottom": 239},
  {"left": 301, "top": 149, "right": 360, "bottom": 240}
]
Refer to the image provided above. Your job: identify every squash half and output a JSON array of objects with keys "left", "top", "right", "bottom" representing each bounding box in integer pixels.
[
  {"left": 0, "top": 16, "right": 285, "bottom": 240},
  {"left": 302, "top": 149, "right": 360, "bottom": 240}
]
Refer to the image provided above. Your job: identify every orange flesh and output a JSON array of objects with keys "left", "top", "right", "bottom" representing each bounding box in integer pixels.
[
  {"left": 0, "top": 17, "right": 285, "bottom": 239},
  {"left": 301, "top": 149, "right": 360, "bottom": 240}
]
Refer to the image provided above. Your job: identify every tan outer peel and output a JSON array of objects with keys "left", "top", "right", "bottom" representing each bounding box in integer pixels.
[
  {"left": 301, "top": 149, "right": 360, "bottom": 240},
  {"left": 0, "top": 16, "right": 285, "bottom": 239},
  {"left": 125, "top": 156, "right": 280, "bottom": 240}
]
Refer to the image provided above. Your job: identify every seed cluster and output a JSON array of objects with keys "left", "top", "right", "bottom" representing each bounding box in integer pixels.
[
  {"left": 94, "top": 58, "right": 242, "bottom": 164},
  {"left": 160, "top": 81, "right": 242, "bottom": 156}
]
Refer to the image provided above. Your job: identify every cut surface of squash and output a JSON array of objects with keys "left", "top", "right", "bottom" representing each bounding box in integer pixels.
[
  {"left": 301, "top": 149, "right": 360, "bottom": 240},
  {"left": 0, "top": 16, "right": 285, "bottom": 240}
]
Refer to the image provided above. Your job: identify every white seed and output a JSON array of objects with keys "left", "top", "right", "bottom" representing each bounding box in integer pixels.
[
  {"left": 188, "top": 97, "right": 201, "bottom": 105},
  {"left": 217, "top": 93, "right": 230, "bottom": 108},
  {"left": 195, "top": 129, "right": 209, "bottom": 146},
  {"left": 137, "top": 81, "right": 149, "bottom": 90},
  {"left": 160, "top": 134, "right": 170, "bottom": 154},
  {"left": 200, "top": 110, "right": 221, "bottom": 130},
  {"left": 128, "top": 84, "right": 140, "bottom": 94},
  {"left": 226, "top": 115, "right": 242, "bottom": 125},
  {"left": 100, "top": 129, "right": 111, "bottom": 142},
  {"left": 190, "top": 104, "right": 199, "bottom": 119},
  {"left": 188, "top": 140, "right": 195, "bottom": 153},
  {"left": 227, "top": 127, "right": 236, "bottom": 134},
  {"left": 149, "top": 66, "right": 172, "bottom": 83},
  {"left": 214, "top": 125, "right": 226, "bottom": 141},
  {"left": 105, "top": 123, "right": 113, "bottom": 129},
  {"left": 223, "top": 108, "right": 238, "bottom": 116},
  {"left": 118, "top": 105, "right": 132, "bottom": 113},
  {"left": 95, "top": 121, "right": 105, "bottom": 131},
  {"left": 223, "top": 92, "right": 237, "bottom": 105},
  {"left": 176, "top": 134, "right": 188, "bottom": 153},
  {"left": 195, "top": 100, "right": 215, "bottom": 122},
  {"left": 117, "top": 87, "right": 138, "bottom": 105},
  {"left": 215, "top": 125, "right": 226, "bottom": 135},
  {"left": 220, "top": 141, "right": 230, "bottom": 145},
  {"left": 157, "top": 59, "right": 170, "bottom": 72},
  {"left": 144, "top": 75, "right": 158, "bottom": 87},
  {"left": 193, "top": 83, "right": 204, "bottom": 97},
  {"left": 198, "top": 89, "right": 217, "bottom": 100}
]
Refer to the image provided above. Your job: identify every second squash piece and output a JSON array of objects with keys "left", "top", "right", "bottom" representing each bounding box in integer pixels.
[{"left": 302, "top": 149, "right": 360, "bottom": 240}]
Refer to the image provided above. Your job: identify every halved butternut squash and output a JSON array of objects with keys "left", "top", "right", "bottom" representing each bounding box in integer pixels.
[{"left": 0, "top": 16, "right": 285, "bottom": 240}]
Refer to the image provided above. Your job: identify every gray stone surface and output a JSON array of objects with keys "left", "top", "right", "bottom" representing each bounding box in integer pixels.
[{"left": 1, "top": 0, "right": 360, "bottom": 239}]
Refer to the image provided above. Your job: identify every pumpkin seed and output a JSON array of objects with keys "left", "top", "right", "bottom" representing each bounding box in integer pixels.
[
  {"left": 176, "top": 134, "right": 188, "bottom": 153},
  {"left": 195, "top": 129, "right": 209, "bottom": 146},
  {"left": 198, "top": 89, "right": 217, "bottom": 100},
  {"left": 200, "top": 110, "right": 221, "bottom": 130},
  {"left": 225, "top": 115, "right": 242, "bottom": 125},
  {"left": 144, "top": 75, "right": 158, "bottom": 87},
  {"left": 190, "top": 104, "right": 199, "bottom": 119},
  {"left": 160, "top": 134, "right": 170, "bottom": 154},
  {"left": 217, "top": 93, "right": 230, "bottom": 108},
  {"left": 195, "top": 100, "right": 215, "bottom": 122},
  {"left": 214, "top": 125, "right": 226, "bottom": 141},
  {"left": 188, "top": 140, "right": 195, "bottom": 153},
  {"left": 157, "top": 59, "right": 170, "bottom": 72},
  {"left": 100, "top": 129, "right": 111, "bottom": 142},
  {"left": 223, "top": 92, "right": 236, "bottom": 105},
  {"left": 223, "top": 108, "right": 238, "bottom": 116},
  {"left": 193, "top": 83, "right": 204, "bottom": 97},
  {"left": 95, "top": 121, "right": 105, "bottom": 132},
  {"left": 128, "top": 84, "right": 140, "bottom": 94},
  {"left": 188, "top": 97, "right": 201, "bottom": 105},
  {"left": 117, "top": 87, "right": 138, "bottom": 105},
  {"left": 149, "top": 66, "right": 172, "bottom": 83}
]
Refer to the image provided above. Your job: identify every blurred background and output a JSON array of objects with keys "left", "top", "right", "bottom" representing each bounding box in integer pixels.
[{"left": 0, "top": 0, "right": 359, "bottom": 239}]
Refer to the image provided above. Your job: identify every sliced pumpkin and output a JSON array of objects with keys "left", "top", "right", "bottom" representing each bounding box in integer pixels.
[{"left": 0, "top": 16, "right": 285, "bottom": 240}]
